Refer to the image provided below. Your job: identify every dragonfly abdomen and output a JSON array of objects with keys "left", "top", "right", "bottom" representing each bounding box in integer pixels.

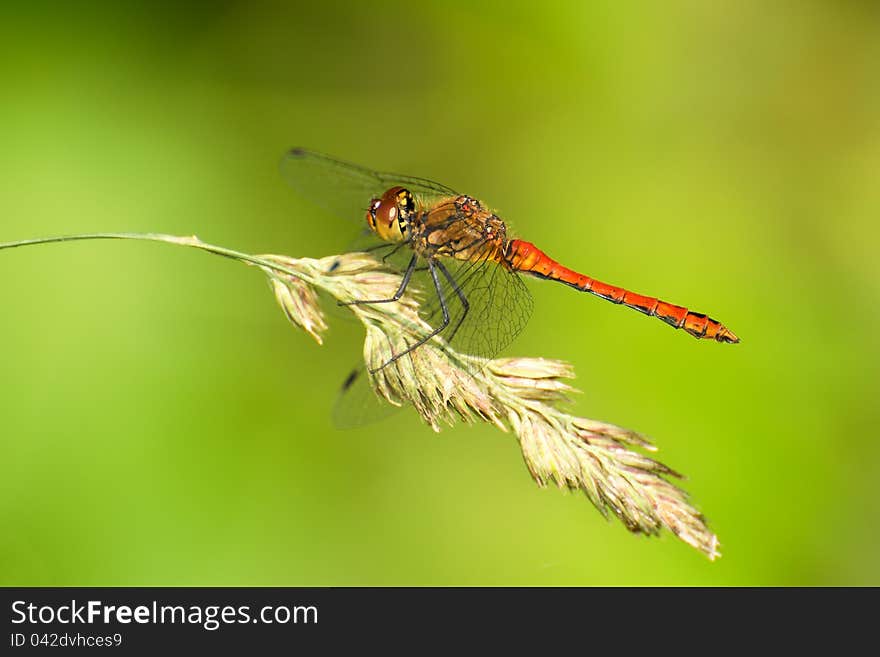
[{"left": 504, "top": 239, "right": 739, "bottom": 343}]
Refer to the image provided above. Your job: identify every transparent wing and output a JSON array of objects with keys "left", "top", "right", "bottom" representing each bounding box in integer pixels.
[
  {"left": 331, "top": 365, "right": 400, "bottom": 429},
  {"left": 380, "top": 248, "right": 532, "bottom": 369},
  {"left": 424, "top": 254, "right": 534, "bottom": 363},
  {"left": 280, "top": 148, "right": 458, "bottom": 223},
  {"left": 332, "top": 253, "right": 533, "bottom": 425}
]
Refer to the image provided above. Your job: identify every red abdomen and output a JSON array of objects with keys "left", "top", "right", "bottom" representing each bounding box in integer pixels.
[{"left": 503, "top": 239, "right": 739, "bottom": 343}]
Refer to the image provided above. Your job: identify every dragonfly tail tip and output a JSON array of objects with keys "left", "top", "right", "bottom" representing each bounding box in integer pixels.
[{"left": 718, "top": 328, "right": 740, "bottom": 344}]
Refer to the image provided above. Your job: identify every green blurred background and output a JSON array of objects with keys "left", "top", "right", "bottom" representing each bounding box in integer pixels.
[{"left": 1, "top": 0, "right": 878, "bottom": 585}]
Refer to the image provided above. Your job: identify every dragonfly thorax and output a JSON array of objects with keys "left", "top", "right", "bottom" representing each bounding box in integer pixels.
[
  {"left": 366, "top": 186, "right": 415, "bottom": 242},
  {"left": 413, "top": 195, "right": 509, "bottom": 264}
]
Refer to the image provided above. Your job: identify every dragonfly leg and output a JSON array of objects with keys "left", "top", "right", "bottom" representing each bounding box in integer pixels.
[
  {"left": 357, "top": 239, "right": 413, "bottom": 262},
  {"left": 379, "top": 240, "right": 414, "bottom": 264},
  {"left": 434, "top": 259, "right": 469, "bottom": 343},
  {"left": 370, "top": 259, "right": 450, "bottom": 373},
  {"left": 331, "top": 240, "right": 412, "bottom": 273},
  {"left": 362, "top": 242, "right": 396, "bottom": 254},
  {"left": 328, "top": 239, "right": 399, "bottom": 272},
  {"left": 339, "top": 253, "right": 418, "bottom": 307}
]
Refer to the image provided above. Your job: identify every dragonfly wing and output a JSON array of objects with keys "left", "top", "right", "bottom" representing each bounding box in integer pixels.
[
  {"left": 417, "top": 254, "right": 534, "bottom": 363},
  {"left": 331, "top": 365, "right": 400, "bottom": 429},
  {"left": 280, "top": 148, "right": 458, "bottom": 223},
  {"left": 332, "top": 261, "right": 532, "bottom": 425}
]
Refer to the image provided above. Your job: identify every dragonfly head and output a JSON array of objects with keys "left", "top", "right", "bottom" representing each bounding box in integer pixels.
[{"left": 366, "top": 186, "right": 415, "bottom": 242}]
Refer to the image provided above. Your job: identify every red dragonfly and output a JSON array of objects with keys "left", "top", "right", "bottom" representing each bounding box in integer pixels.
[{"left": 282, "top": 149, "right": 738, "bottom": 372}]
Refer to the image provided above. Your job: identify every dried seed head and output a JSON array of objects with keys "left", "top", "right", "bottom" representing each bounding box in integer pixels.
[
  {"left": 267, "top": 273, "right": 328, "bottom": 344},
  {"left": 258, "top": 251, "right": 720, "bottom": 559}
]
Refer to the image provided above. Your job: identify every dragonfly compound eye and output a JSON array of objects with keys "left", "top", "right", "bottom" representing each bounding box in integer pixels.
[{"left": 370, "top": 187, "right": 412, "bottom": 241}]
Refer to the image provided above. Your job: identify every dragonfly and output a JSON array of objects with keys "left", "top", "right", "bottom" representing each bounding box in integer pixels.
[{"left": 281, "top": 148, "right": 738, "bottom": 374}]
